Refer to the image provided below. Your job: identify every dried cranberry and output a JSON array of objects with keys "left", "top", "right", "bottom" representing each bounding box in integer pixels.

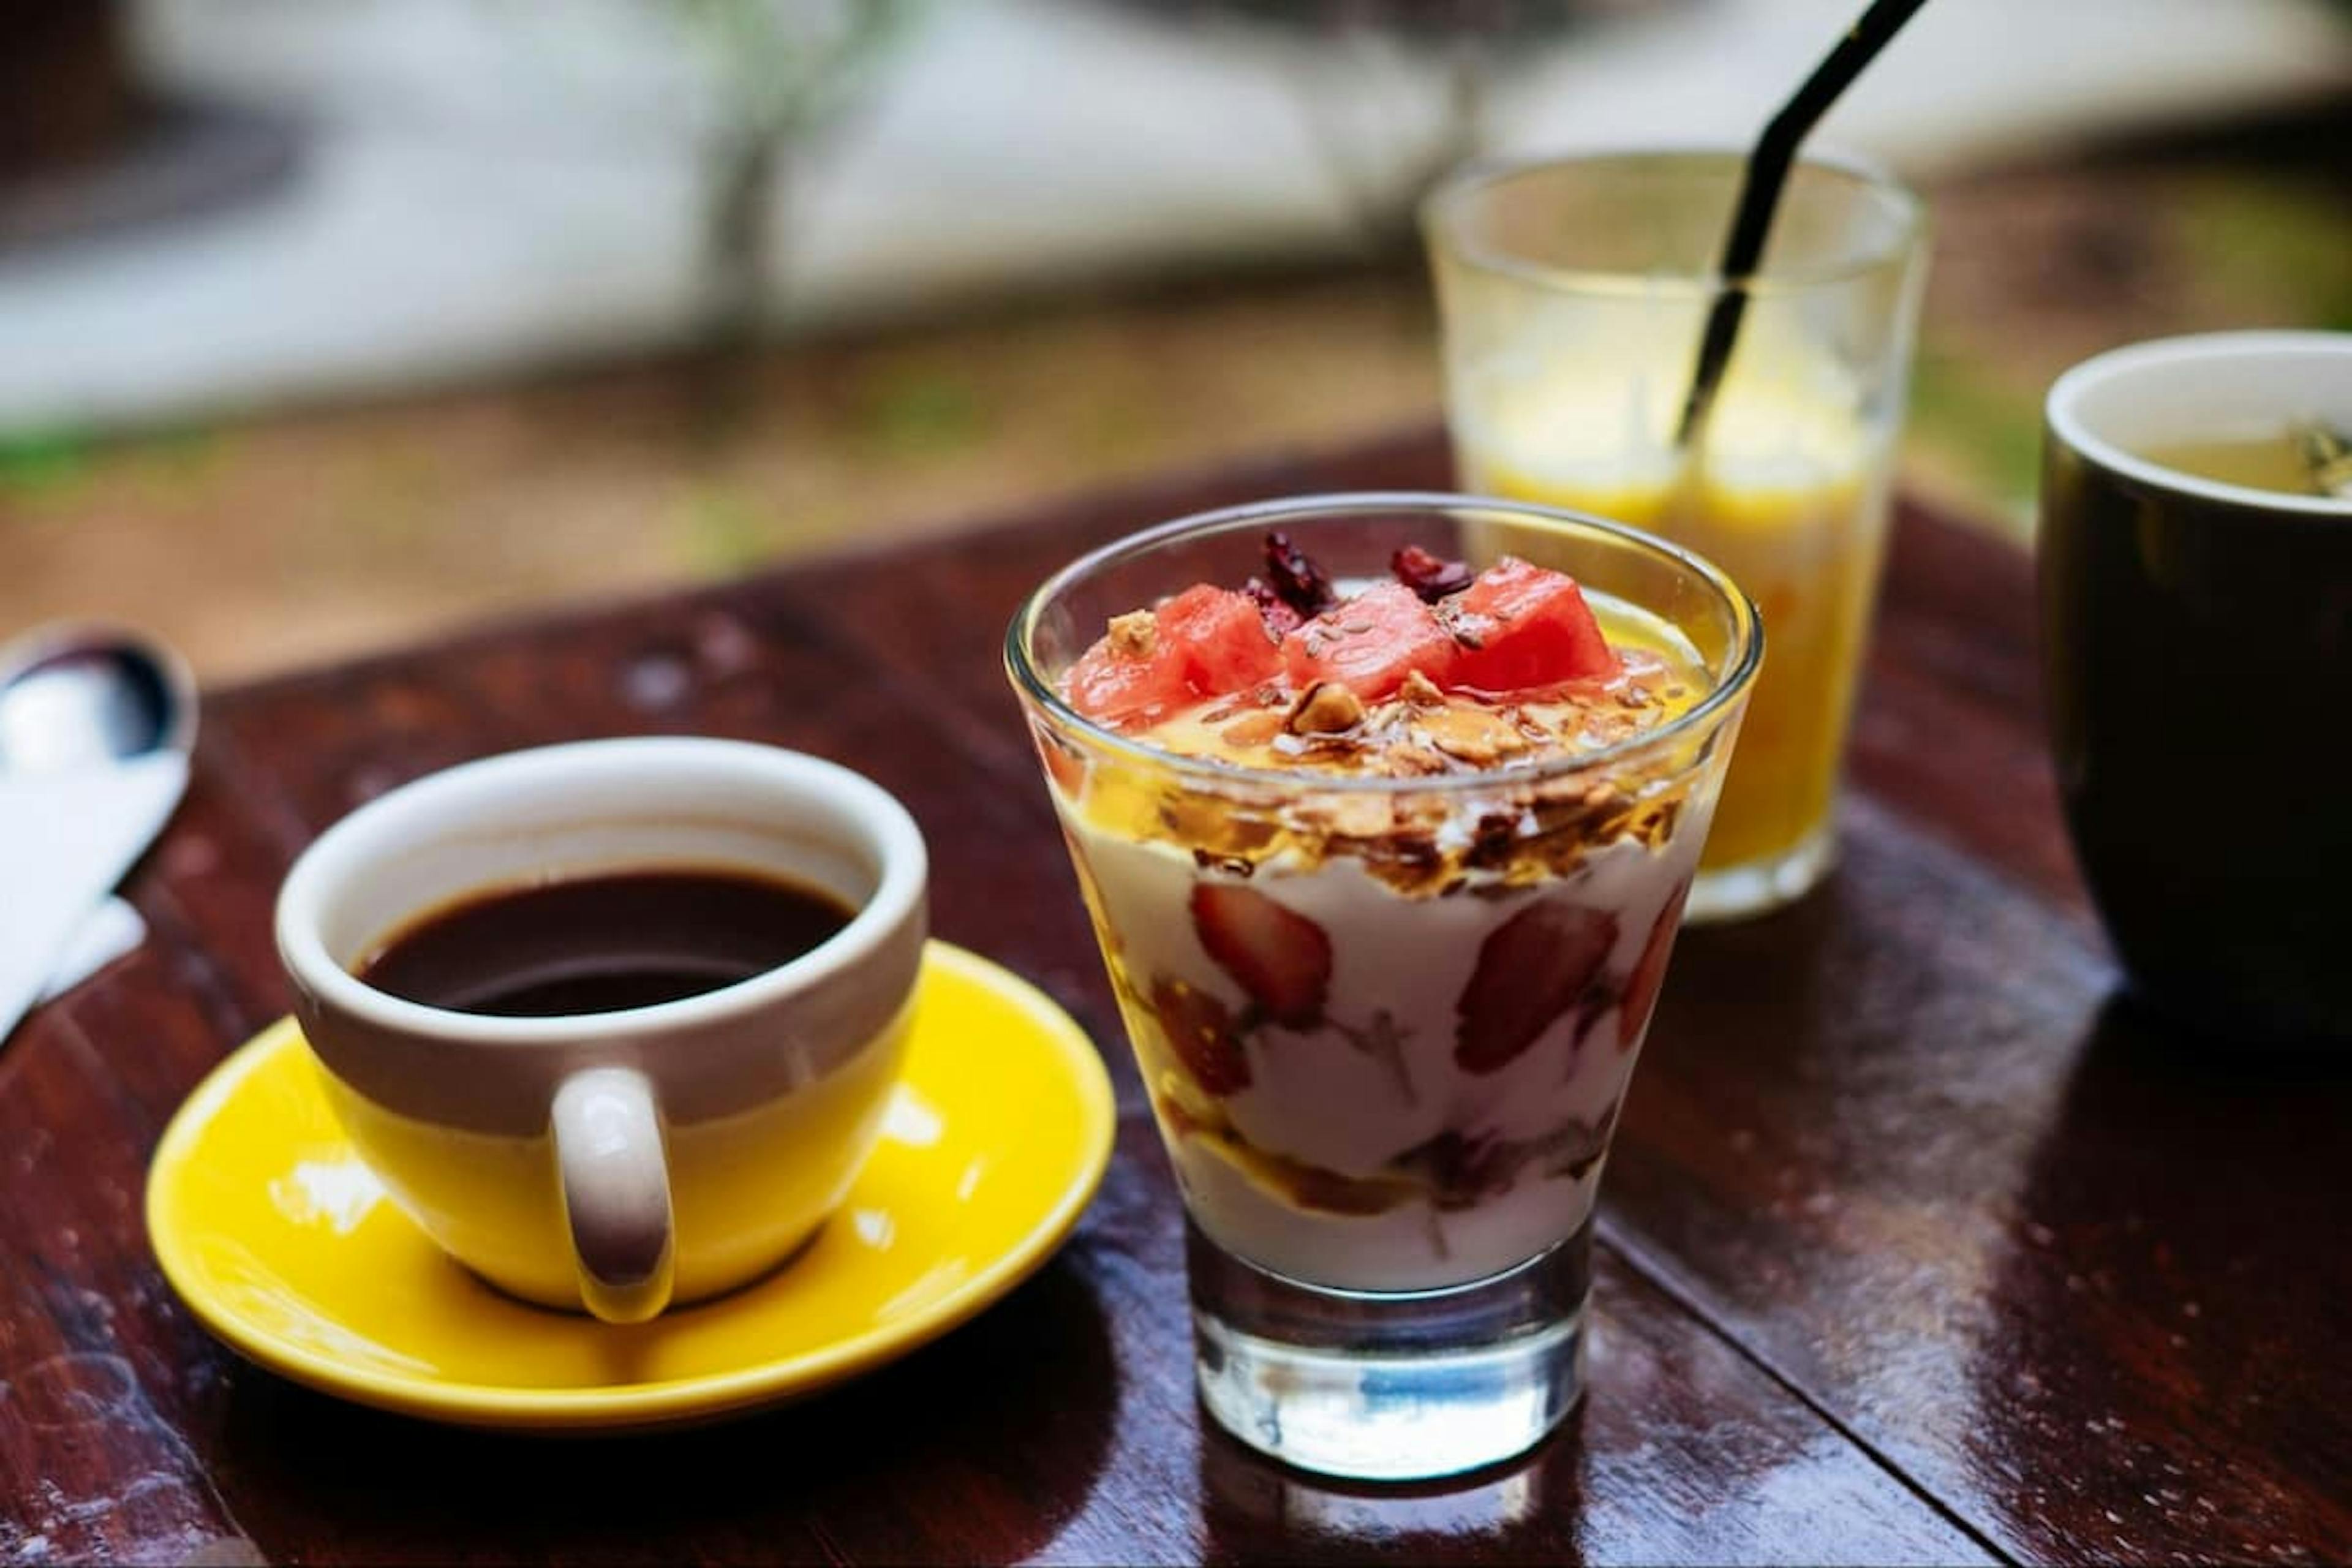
[
  {"left": 1391, "top": 545, "right": 1474, "bottom": 603},
  {"left": 1242, "top": 577, "right": 1305, "bottom": 636},
  {"left": 1259, "top": 530, "right": 1335, "bottom": 617}
]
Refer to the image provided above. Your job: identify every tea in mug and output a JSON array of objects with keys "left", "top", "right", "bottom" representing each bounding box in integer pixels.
[{"left": 2139, "top": 432, "right": 2340, "bottom": 497}]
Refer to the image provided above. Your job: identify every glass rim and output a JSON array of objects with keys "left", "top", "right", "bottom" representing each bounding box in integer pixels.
[
  {"left": 1004, "top": 491, "right": 1763, "bottom": 797},
  {"left": 1420, "top": 145, "right": 1926, "bottom": 300}
]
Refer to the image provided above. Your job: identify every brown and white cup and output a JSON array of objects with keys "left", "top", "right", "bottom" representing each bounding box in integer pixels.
[
  {"left": 2041, "top": 331, "right": 2352, "bottom": 1045},
  {"left": 275, "top": 737, "right": 929, "bottom": 1322}
]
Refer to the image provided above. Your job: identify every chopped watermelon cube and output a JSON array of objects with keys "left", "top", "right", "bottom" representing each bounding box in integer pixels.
[
  {"left": 1064, "top": 636, "right": 1194, "bottom": 726},
  {"left": 1064, "top": 584, "right": 1280, "bottom": 726},
  {"left": 1444, "top": 558, "right": 1619, "bottom": 693},
  {"left": 1156, "top": 585, "right": 1282, "bottom": 693},
  {"left": 1282, "top": 581, "right": 1459, "bottom": 701}
]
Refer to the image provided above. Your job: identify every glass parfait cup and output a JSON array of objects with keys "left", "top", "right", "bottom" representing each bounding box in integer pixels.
[
  {"left": 1006, "top": 494, "right": 1759, "bottom": 1480},
  {"left": 1425, "top": 151, "right": 1926, "bottom": 921}
]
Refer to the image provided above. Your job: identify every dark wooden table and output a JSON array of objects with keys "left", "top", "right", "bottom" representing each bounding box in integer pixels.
[{"left": 4, "top": 429, "right": 2346, "bottom": 1566}]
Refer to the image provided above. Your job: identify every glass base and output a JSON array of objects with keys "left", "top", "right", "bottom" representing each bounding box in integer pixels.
[
  {"left": 1686, "top": 818, "right": 1837, "bottom": 925},
  {"left": 1187, "top": 1215, "right": 1591, "bottom": 1482}
]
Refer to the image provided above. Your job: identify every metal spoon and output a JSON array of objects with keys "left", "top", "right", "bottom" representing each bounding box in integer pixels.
[
  {"left": 0, "top": 624, "right": 197, "bottom": 1044},
  {"left": 0, "top": 626, "right": 196, "bottom": 774}
]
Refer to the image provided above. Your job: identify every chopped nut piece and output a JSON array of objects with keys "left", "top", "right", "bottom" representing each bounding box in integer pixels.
[
  {"left": 1318, "top": 795, "right": 1395, "bottom": 839},
  {"left": 1221, "top": 710, "right": 1287, "bottom": 747},
  {"left": 1399, "top": 669, "right": 1446, "bottom": 708},
  {"left": 1191, "top": 848, "right": 1258, "bottom": 877},
  {"left": 1435, "top": 602, "right": 1490, "bottom": 650},
  {"left": 1416, "top": 704, "right": 1532, "bottom": 765},
  {"left": 1108, "top": 610, "right": 1158, "bottom": 658},
  {"left": 1287, "top": 682, "right": 1367, "bottom": 735},
  {"left": 1467, "top": 811, "right": 1521, "bottom": 867},
  {"left": 1382, "top": 744, "right": 1456, "bottom": 777}
]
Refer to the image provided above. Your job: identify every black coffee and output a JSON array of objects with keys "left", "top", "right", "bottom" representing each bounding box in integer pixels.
[{"left": 355, "top": 868, "right": 853, "bottom": 1017}]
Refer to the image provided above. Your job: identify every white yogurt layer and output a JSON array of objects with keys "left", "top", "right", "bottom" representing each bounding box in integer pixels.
[{"left": 1063, "top": 793, "right": 1709, "bottom": 1293}]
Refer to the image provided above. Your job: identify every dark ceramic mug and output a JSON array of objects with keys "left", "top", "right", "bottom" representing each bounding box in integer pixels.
[{"left": 2040, "top": 332, "right": 2352, "bottom": 1045}]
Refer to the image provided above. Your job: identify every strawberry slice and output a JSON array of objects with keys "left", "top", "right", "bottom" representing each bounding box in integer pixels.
[
  {"left": 1455, "top": 898, "right": 1619, "bottom": 1074},
  {"left": 1618, "top": 878, "right": 1690, "bottom": 1051},
  {"left": 1190, "top": 882, "right": 1332, "bottom": 1028},
  {"left": 1151, "top": 977, "right": 1252, "bottom": 1097},
  {"left": 1281, "top": 581, "right": 1460, "bottom": 701},
  {"left": 1444, "top": 557, "right": 1620, "bottom": 693}
]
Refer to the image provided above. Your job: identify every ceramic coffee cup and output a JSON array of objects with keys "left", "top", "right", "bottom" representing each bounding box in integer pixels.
[
  {"left": 2041, "top": 331, "right": 2352, "bottom": 1045},
  {"left": 276, "top": 737, "right": 929, "bottom": 1322}
]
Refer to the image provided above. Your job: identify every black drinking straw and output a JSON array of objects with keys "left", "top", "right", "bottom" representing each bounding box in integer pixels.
[{"left": 1673, "top": 0, "right": 1934, "bottom": 451}]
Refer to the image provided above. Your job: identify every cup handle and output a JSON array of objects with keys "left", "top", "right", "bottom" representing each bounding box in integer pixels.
[{"left": 551, "top": 1067, "right": 675, "bottom": 1323}]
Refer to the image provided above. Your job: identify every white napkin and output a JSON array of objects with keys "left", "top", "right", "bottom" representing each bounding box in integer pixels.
[
  {"left": 39, "top": 897, "right": 148, "bottom": 1002},
  {"left": 0, "top": 753, "right": 189, "bottom": 1031}
]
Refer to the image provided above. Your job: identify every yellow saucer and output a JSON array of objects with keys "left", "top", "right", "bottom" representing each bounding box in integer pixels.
[{"left": 146, "top": 942, "right": 1115, "bottom": 1433}]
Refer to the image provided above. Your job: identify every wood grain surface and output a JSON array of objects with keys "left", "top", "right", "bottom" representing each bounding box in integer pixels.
[{"left": 2, "top": 429, "right": 2343, "bottom": 1566}]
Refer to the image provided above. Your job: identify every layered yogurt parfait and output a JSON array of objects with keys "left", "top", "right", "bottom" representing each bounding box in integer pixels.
[{"left": 1007, "top": 494, "right": 1758, "bottom": 1480}]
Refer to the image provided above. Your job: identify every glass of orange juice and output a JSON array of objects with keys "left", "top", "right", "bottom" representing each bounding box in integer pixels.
[{"left": 1424, "top": 150, "right": 1927, "bottom": 921}]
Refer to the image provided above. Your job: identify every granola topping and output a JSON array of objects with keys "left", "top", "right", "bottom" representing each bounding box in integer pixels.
[
  {"left": 1286, "top": 681, "right": 1367, "bottom": 736},
  {"left": 1139, "top": 648, "right": 1693, "bottom": 780},
  {"left": 1069, "top": 600, "right": 1705, "bottom": 894}
]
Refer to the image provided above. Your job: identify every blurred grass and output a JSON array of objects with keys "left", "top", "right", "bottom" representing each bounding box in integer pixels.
[
  {"left": 1, "top": 425, "right": 229, "bottom": 510},
  {"left": 2174, "top": 172, "right": 2352, "bottom": 330},
  {"left": 1907, "top": 349, "right": 2045, "bottom": 521},
  {"left": 675, "top": 483, "right": 777, "bottom": 575},
  {"left": 853, "top": 368, "right": 989, "bottom": 458},
  {"left": 0, "top": 430, "right": 91, "bottom": 502}
]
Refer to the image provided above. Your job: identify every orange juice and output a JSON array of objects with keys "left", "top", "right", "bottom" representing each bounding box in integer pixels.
[{"left": 1453, "top": 334, "right": 1892, "bottom": 916}]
